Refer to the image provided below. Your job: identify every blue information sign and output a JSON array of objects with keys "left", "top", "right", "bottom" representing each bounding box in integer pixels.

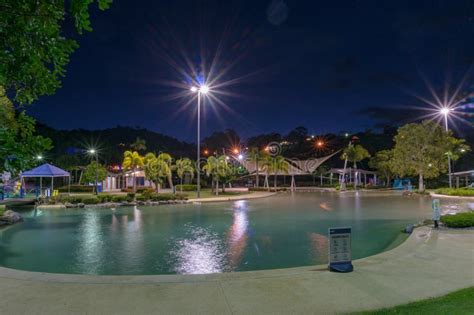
[{"left": 328, "top": 227, "right": 354, "bottom": 273}]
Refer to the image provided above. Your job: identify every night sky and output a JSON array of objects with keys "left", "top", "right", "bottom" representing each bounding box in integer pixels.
[{"left": 28, "top": 0, "right": 474, "bottom": 141}]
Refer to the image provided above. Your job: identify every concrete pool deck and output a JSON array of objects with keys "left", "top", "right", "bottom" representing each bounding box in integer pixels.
[{"left": 1, "top": 227, "right": 473, "bottom": 314}]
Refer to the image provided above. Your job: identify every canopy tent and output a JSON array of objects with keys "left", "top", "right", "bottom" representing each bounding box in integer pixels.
[
  {"left": 239, "top": 150, "right": 340, "bottom": 191},
  {"left": 21, "top": 163, "right": 71, "bottom": 197}
]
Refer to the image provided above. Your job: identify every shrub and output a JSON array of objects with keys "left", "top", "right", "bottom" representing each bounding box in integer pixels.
[
  {"left": 97, "top": 194, "right": 112, "bottom": 203},
  {"left": 136, "top": 187, "right": 154, "bottom": 194},
  {"left": 175, "top": 184, "right": 197, "bottom": 191},
  {"left": 435, "top": 188, "right": 474, "bottom": 197},
  {"left": 135, "top": 195, "right": 147, "bottom": 202},
  {"left": 58, "top": 185, "right": 94, "bottom": 193},
  {"left": 59, "top": 195, "right": 84, "bottom": 204},
  {"left": 149, "top": 193, "right": 187, "bottom": 201},
  {"left": 82, "top": 196, "right": 100, "bottom": 205},
  {"left": 111, "top": 195, "right": 129, "bottom": 203},
  {"left": 127, "top": 192, "right": 136, "bottom": 200},
  {"left": 0, "top": 205, "right": 5, "bottom": 216},
  {"left": 441, "top": 212, "right": 474, "bottom": 228}
]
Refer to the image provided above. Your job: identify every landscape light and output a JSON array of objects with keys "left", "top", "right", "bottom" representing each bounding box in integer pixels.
[
  {"left": 317, "top": 141, "right": 324, "bottom": 147},
  {"left": 238, "top": 154, "right": 243, "bottom": 160},
  {"left": 36, "top": 155, "right": 43, "bottom": 160},
  {"left": 233, "top": 148, "right": 239, "bottom": 154},
  {"left": 88, "top": 149, "right": 96, "bottom": 154}
]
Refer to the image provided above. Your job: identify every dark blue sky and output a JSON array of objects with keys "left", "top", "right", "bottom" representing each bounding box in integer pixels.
[{"left": 29, "top": 0, "right": 474, "bottom": 141}]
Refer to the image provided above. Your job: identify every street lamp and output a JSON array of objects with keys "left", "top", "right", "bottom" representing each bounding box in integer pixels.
[
  {"left": 190, "top": 84, "right": 209, "bottom": 198},
  {"left": 36, "top": 155, "right": 43, "bottom": 161},
  {"left": 441, "top": 107, "right": 453, "bottom": 188},
  {"left": 88, "top": 149, "right": 99, "bottom": 195}
]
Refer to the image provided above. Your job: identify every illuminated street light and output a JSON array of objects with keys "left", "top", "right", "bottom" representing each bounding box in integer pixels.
[
  {"left": 190, "top": 83, "right": 211, "bottom": 198},
  {"left": 237, "top": 154, "right": 244, "bottom": 160},
  {"left": 440, "top": 107, "right": 453, "bottom": 187},
  {"left": 233, "top": 148, "right": 239, "bottom": 154},
  {"left": 87, "top": 148, "right": 99, "bottom": 195},
  {"left": 36, "top": 155, "right": 43, "bottom": 161}
]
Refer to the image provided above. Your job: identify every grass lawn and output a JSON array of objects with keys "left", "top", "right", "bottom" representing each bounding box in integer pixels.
[{"left": 357, "top": 287, "right": 474, "bottom": 314}]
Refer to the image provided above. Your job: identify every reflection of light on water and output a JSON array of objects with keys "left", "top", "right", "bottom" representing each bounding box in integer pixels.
[
  {"left": 121, "top": 206, "right": 144, "bottom": 271},
  {"left": 170, "top": 224, "right": 226, "bottom": 274},
  {"left": 227, "top": 200, "right": 249, "bottom": 268},
  {"left": 76, "top": 211, "right": 104, "bottom": 274},
  {"left": 308, "top": 232, "right": 328, "bottom": 264}
]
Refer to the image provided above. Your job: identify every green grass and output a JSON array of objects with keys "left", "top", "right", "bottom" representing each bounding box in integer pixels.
[
  {"left": 357, "top": 287, "right": 474, "bottom": 314},
  {"left": 441, "top": 212, "right": 474, "bottom": 228},
  {"left": 435, "top": 187, "right": 474, "bottom": 197}
]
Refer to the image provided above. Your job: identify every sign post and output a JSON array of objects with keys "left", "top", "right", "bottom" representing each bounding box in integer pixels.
[
  {"left": 328, "top": 227, "right": 353, "bottom": 273},
  {"left": 432, "top": 199, "right": 441, "bottom": 228}
]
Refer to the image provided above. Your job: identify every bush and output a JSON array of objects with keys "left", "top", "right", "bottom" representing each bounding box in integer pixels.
[
  {"left": 127, "top": 192, "right": 136, "bottom": 200},
  {"left": 135, "top": 195, "right": 147, "bottom": 202},
  {"left": 435, "top": 188, "right": 474, "bottom": 197},
  {"left": 149, "top": 193, "right": 187, "bottom": 201},
  {"left": 175, "top": 184, "right": 197, "bottom": 191},
  {"left": 59, "top": 195, "right": 85, "bottom": 204},
  {"left": 111, "top": 195, "right": 129, "bottom": 203},
  {"left": 136, "top": 187, "right": 155, "bottom": 194},
  {"left": 58, "top": 185, "right": 94, "bottom": 193},
  {"left": 98, "top": 194, "right": 113, "bottom": 203},
  {"left": 441, "top": 212, "right": 474, "bottom": 228},
  {"left": 82, "top": 196, "right": 100, "bottom": 205},
  {"left": 0, "top": 205, "right": 5, "bottom": 216}
]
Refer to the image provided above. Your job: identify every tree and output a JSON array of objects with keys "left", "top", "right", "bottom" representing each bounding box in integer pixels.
[
  {"left": 81, "top": 161, "right": 107, "bottom": 192},
  {"left": 341, "top": 144, "right": 370, "bottom": 189},
  {"left": 263, "top": 155, "right": 288, "bottom": 190},
  {"left": 0, "top": 111, "right": 53, "bottom": 176},
  {"left": 143, "top": 153, "right": 170, "bottom": 193},
  {"left": 122, "top": 151, "right": 144, "bottom": 192},
  {"left": 390, "top": 120, "right": 469, "bottom": 192},
  {"left": 174, "top": 158, "right": 194, "bottom": 193},
  {"left": 131, "top": 137, "right": 147, "bottom": 152},
  {"left": 247, "top": 147, "right": 268, "bottom": 188},
  {"left": 157, "top": 153, "right": 174, "bottom": 191},
  {"left": 203, "top": 155, "right": 229, "bottom": 195},
  {"left": 369, "top": 150, "right": 395, "bottom": 187},
  {"left": 0, "top": 0, "right": 112, "bottom": 105}
]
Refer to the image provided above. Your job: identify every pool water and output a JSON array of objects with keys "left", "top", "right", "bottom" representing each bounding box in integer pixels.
[{"left": 0, "top": 192, "right": 461, "bottom": 275}]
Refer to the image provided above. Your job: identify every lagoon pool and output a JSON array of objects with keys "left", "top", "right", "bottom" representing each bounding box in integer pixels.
[{"left": 0, "top": 192, "right": 461, "bottom": 275}]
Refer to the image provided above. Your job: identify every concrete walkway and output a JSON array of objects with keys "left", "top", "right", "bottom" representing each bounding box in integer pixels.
[
  {"left": 1, "top": 227, "right": 473, "bottom": 314},
  {"left": 187, "top": 191, "right": 276, "bottom": 203}
]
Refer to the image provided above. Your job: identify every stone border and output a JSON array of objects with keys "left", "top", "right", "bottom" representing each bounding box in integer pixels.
[{"left": 430, "top": 192, "right": 474, "bottom": 200}]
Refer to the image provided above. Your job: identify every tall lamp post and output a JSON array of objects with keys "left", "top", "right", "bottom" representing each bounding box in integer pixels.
[
  {"left": 190, "top": 84, "right": 209, "bottom": 198},
  {"left": 440, "top": 107, "right": 452, "bottom": 188},
  {"left": 88, "top": 149, "right": 99, "bottom": 195}
]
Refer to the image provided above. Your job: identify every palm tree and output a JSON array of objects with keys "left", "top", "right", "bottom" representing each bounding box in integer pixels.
[
  {"left": 248, "top": 147, "right": 268, "bottom": 188},
  {"left": 157, "top": 153, "right": 174, "bottom": 191},
  {"left": 203, "top": 155, "right": 228, "bottom": 195},
  {"left": 122, "top": 150, "right": 144, "bottom": 192},
  {"left": 263, "top": 155, "right": 289, "bottom": 190},
  {"left": 130, "top": 137, "right": 147, "bottom": 152},
  {"left": 174, "top": 158, "right": 195, "bottom": 193},
  {"left": 341, "top": 144, "right": 370, "bottom": 189},
  {"left": 144, "top": 153, "right": 170, "bottom": 192}
]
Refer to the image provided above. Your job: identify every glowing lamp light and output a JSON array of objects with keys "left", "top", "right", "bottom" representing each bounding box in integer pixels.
[
  {"left": 88, "top": 149, "right": 96, "bottom": 154},
  {"left": 36, "top": 155, "right": 43, "bottom": 160},
  {"left": 237, "top": 154, "right": 243, "bottom": 160},
  {"left": 233, "top": 148, "right": 239, "bottom": 154},
  {"left": 190, "top": 86, "right": 198, "bottom": 93},
  {"left": 204, "top": 149, "right": 209, "bottom": 155},
  {"left": 317, "top": 141, "right": 324, "bottom": 147},
  {"left": 440, "top": 107, "right": 451, "bottom": 116},
  {"left": 200, "top": 85, "right": 209, "bottom": 94}
]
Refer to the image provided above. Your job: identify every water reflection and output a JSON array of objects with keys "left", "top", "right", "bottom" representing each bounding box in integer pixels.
[
  {"left": 76, "top": 211, "right": 104, "bottom": 274},
  {"left": 121, "top": 206, "right": 144, "bottom": 272},
  {"left": 170, "top": 224, "right": 226, "bottom": 274},
  {"left": 227, "top": 200, "right": 249, "bottom": 268}
]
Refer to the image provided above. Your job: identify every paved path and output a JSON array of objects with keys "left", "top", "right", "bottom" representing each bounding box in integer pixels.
[{"left": 1, "top": 227, "right": 473, "bottom": 314}]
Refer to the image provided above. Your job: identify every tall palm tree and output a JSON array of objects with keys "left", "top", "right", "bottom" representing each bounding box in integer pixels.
[
  {"left": 130, "top": 137, "right": 147, "bottom": 152},
  {"left": 122, "top": 150, "right": 144, "bottom": 192},
  {"left": 203, "top": 155, "right": 228, "bottom": 195},
  {"left": 157, "top": 152, "right": 174, "bottom": 191},
  {"left": 263, "top": 155, "right": 289, "bottom": 190},
  {"left": 144, "top": 153, "right": 170, "bottom": 192},
  {"left": 174, "top": 158, "right": 195, "bottom": 193},
  {"left": 341, "top": 144, "right": 370, "bottom": 189},
  {"left": 248, "top": 147, "right": 268, "bottom": 188}
]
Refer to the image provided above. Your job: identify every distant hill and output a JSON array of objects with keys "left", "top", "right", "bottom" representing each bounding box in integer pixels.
[{"left": 36, "top": 124, "right": 195, "bottom": 164}]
